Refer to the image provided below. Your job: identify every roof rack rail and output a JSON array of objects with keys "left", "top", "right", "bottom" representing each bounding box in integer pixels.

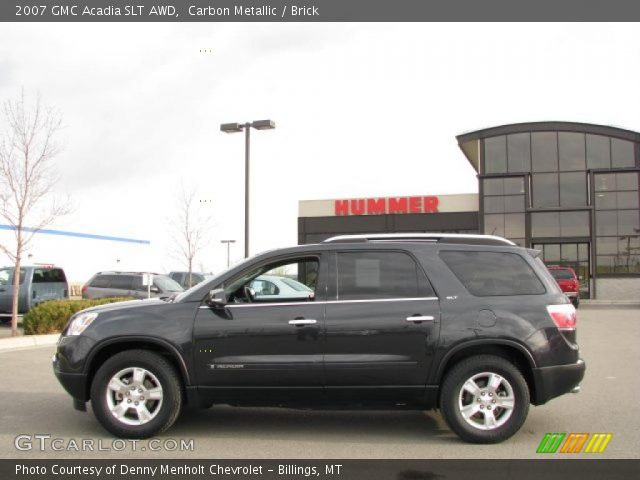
[{"left": 322, "top": 233, "right": 516, "bottom": 247}]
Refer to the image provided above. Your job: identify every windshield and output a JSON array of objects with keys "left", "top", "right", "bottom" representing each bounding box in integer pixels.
[
  {"left": 550, "top": 269, "right": 574, "bottom": 280},
  {"left": 154, "top": 275, "right": 184, "bottom": 292}
]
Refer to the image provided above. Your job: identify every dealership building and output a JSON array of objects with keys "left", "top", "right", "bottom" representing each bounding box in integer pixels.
[{"left": 298, "top": 122, "right": 640, "bottom": 300}]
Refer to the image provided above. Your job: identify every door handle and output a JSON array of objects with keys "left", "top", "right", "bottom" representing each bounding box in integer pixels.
[
  {"left": 406, "top": 315, "right": 434, "bottom": 322},
  {"left": 288, "top": 319, "right": 317, "bottom": 326}
]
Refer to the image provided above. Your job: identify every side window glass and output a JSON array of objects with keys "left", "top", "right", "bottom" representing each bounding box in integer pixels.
[
  {"left": 33, "top": 269, "right": 46, "bottom": 283},
  {"left": 226, "top": 257, "right": 319, "bottom": 303},
  {"left": 90, "top": 276, "right": 109, "bottom": 288},
  {"left": 337, "top": 251, "right": 434, "bottom": 300},
  {"left": 439, "top": 250, "right": 546, "bottom": 296},
  {"left": 131, "top": 276, "right": 147, "bottom": 291},
  {"left": 110, "top": 275, "right": 133, "bottom": 290}
]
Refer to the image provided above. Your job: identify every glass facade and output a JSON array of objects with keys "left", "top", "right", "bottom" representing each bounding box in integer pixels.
[
  {"left": 594, "top": 172, "right": 640, "bottom": 273},
  {"left": 469, "top": 123, "right": 640, "bottom": 298}
]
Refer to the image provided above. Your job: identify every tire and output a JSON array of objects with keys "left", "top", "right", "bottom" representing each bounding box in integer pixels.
[
  {"left": 90, "top": 349, "right": 183, "bottom": 438},
  {"left": 439, "top": 355, "right": 529, "bottom": 443}
]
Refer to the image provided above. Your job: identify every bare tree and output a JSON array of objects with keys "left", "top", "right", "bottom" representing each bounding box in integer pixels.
[
  {"left": 0, "top": 91, "right": 70, "bottom": 336},
  {"left": 170, "top": 186, "right": 213, "bottom": 288}
]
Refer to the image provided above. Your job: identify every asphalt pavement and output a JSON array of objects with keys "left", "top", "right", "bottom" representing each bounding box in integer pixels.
[{"left": 0, "top": 308, "right": 637, "bottom": 459}]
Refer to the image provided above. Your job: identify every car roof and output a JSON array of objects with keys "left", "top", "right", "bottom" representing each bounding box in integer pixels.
[{"left": 94, "top": 271, "right": 165, "bottom": 276}]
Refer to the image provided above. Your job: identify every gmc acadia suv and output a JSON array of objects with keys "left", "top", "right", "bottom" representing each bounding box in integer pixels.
[{"left": 53, "top": 234, "right": 585, "bottom": 443}]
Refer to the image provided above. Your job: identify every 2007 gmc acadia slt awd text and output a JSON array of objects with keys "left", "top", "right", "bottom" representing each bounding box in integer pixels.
[{"left": 53, "top": 234, "right": 585, "bottom": 443}]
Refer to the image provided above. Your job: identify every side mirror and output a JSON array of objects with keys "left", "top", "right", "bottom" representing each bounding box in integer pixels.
[
  {"left": 149, "top": 286, "right": 160, "bottom": 294},
  {"left": 207, "top": 288, "right": 227, "bottom": 307}
]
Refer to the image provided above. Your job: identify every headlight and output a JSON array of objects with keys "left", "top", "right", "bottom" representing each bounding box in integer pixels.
[{"left": 66, "top": 312, "right": 98, "bottom": 336}]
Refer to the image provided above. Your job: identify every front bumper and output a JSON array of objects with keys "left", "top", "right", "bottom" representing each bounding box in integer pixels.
[
  {"left": 532, "top": 358, "right": 585, "bottom": 405},
  {"left": 53, "top": 352, "right": 89, "bottom": 408}
]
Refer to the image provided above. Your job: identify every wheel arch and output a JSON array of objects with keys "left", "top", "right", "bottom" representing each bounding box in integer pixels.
[
  {"left": 434, "top": 340, "right": 537, "bottom": 406},
  {"left": 84, "top": 337, "right": 191, "bottom": 400}
]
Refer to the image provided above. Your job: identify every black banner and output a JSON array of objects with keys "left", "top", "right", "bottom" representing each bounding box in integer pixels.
[
  {"left": 2, "top": 460, "right": 639, "bottom": 480},
  {"left": 3, "top": 0, "right": 640, "bottom": 22}
]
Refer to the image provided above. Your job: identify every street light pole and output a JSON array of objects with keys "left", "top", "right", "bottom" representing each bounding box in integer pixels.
[
  {"left": 244, "top": 123, "right": 251, "bottom": 259},
  {"left": 220, "top": 239, "right": 236, "bottom": 268},
  {"left": 220, "top": 120, "right": 275, "bottom": 258}
]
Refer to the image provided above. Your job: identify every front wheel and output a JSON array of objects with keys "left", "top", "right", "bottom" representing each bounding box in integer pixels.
[
  {"left": 90, "top": 349, "right": 183, "bottom": 438},
  {"left": 440, "top": 355, "right": 529, "bottom": 443}
]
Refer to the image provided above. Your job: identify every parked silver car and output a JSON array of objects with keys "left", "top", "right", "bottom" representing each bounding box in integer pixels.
[
  {"left": 167, "top": 271, "right": 214, "bottom": 289},
  {"left": 0, "top": 265, "right": 69, "bottom": 314},
  {"left": 82, "top": 272, "right": 183, "bottom": 300}
]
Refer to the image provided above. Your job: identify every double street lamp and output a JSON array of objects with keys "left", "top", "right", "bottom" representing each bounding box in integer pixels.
[{"left": 220, "top": 120, "right": 276, "bottom": 258}]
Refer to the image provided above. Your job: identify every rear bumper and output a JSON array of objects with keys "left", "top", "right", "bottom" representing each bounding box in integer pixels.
[{"left": 532, "top": 359, "right": 585, "bottom": 405}]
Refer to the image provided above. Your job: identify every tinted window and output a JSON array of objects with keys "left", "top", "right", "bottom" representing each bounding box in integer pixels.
[
  {"left": 532, "top": 132, "right": 558, "bottom": 172},
  {"left": 611, "top": 138, "right": 635, "bottom": 168},
  {"left": 109, "top": 275, "right": 133, "bottom": 290},
  {"left": 484, "top": 136, "right": 507, "bottom": 174},
  {"left": 531, "top": 212, "right": 560, "bottom": 238},
  {"left": 33, "top": 268, "right": 66, "bottom": 283},
  {"left": 560, "top": 211, "right": 590, "bottom": 237},
  {"left": 532, "top": 173, "right": 559, "bottom": 207},
  {"left": 89, "top": 275, "right": 109, "bottom": 288},
  {"left": 440, "top": 250, "right": 545, "bottom": 296},
  {"left": 559, "top": 172, "right": 587, "bottom": 207},
  {"left": 337, "top": 251, "right": 434, "bottom": 300},
  {"left": 586, "top": 134, "right": 610, "bottom": 169},
  {"left": 558, "top": 132, "right": 586, "bottom": 171},
  {"left": 507, "top": 133, "right": 530, "bottom": 173}
]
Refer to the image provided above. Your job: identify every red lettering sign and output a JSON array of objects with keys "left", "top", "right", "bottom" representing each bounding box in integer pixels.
[
  {"left": 409, "top": 196, "right": 422, "bottom": 213},
  {"left": 424, "top": 196, "right": 439, "bottom": 213},
  {"left": 350, "top": 199, "right": 365, "bottom": 215},
  {"left": 335, "top": 200, "right": 349, "bottom": 216},
  {"left": 332, "top": 196, "right": 440, "bottom": 216},
  {"left": 367, "top": 198, "right": 386, "bottom": 215},
  {"left": 388, "top": 197, "right": 408, "bottom": 214}
]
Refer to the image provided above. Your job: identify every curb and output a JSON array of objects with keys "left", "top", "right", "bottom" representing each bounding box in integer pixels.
[{"left": 0, "top": 333, "right": 59, "bottom": 352}]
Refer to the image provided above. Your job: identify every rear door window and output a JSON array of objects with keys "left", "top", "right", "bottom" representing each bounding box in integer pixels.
[
  {"left": 33, "top": 268, "right": 67, "bottom": 283},
  {"left": 439, "top": 250, "right": 545, "bottom": 296},
  {"left": 108, "top": 275, "right": 133, "bottom": 290},
  {"left": 336, "top": 251, "right": 435, "bottom": 300}
]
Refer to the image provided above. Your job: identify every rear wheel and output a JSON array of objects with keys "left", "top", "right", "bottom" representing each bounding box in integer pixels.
[
  {"left": 90, "top": 349, "right": 183, "bottom": 438},
  {"left": 440, "top": 355, "right": 529, "bottom": 443}
]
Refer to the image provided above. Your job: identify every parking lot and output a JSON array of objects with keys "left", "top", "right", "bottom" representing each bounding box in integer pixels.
[{"left": 0, "top": 308, "right": 638, "bottom": 459}]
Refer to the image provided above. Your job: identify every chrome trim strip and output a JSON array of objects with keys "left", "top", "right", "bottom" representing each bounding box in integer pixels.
[
  {"left": 288, "top": 319, "right": 317, "bottom": 325},
  {"left": 199, "top": 297, "right": 439, "bottom": 309},
  {"left": 406, "top": 315, "right": 435, "bottom": 322}
]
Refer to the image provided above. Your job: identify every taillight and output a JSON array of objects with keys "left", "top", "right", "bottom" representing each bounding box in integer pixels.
[
  {"left": 547, "top": 304, "right": 577, "bottom": 330},
  {"left": 81, "top": 284, "right": 88, "bottom": 293}
]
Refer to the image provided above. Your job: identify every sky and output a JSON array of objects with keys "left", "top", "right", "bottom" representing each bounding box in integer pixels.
[{"left": 1, "top": 23, "right": 639, "bottom": 281}]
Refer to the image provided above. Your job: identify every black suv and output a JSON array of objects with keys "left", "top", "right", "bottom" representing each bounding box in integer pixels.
[{"left": 53, "top": 234, "right": 585, "bottom": 443}]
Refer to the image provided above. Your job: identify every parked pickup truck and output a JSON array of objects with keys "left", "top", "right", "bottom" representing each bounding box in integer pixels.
[{"left": 0, "top": 265, "right": 69, "bottom": 315}]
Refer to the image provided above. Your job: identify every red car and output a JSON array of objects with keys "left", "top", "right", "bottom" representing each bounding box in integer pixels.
[{"left": 547, "top": 265, "right": 580, "bottom": 308}]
